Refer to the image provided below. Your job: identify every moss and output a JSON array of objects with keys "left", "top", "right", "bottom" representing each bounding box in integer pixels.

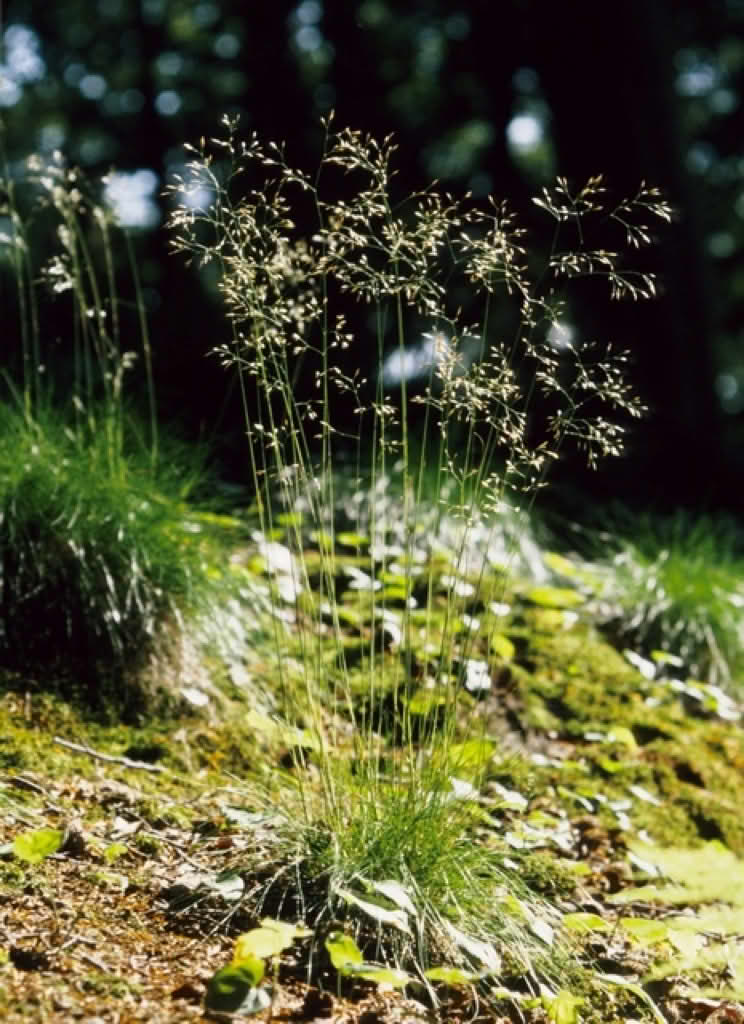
[
  {"left": 133, "top": 833, "right": 161, "bottom": 855},
  {"left": 0, "top": 688, "right": 257, "bottom": 815},
  {"left": 519, "top": 850, "right": 579, "bottom": 898},
  {"left": 507, "top": 620, "right": 744, "bottom": 855},
  {"left": 558, "top": 968, "right": 656, "bottom": 1024},
  {"left": 519, "top": 623, "right": 658, "bottom": 733},
  {"left": 0, "top": 862, "right": 27, "bottom": 888},
  {"left": 640, "top": 732, "right": 744, "bottom": 851}
]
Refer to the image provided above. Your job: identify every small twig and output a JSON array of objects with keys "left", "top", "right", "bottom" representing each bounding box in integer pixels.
[
  {"left": 53, "top": 736, "right": 167, "bottom": 773},
  {"left": 75, "top": 950, "right": 111, "bottom": 971}
]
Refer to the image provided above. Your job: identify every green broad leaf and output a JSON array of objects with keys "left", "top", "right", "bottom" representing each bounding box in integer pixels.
[
  {"left": 609, "top": 840, "right": 744, "bottom": 908},
  {"left": 335, "top": 604, "right": 365, "bottom": 627},
  {"left": 226, "top": 954, "right": 264, "bottom": 987},
  {"left": 337, "top": 531, "right": 369, "bottom": 548},
  {"left": 276, "top": 513, "right": 303, "bottom": 528},
  {"left": 232, "top": 929, "right": 289, "bottom": 961},
  {"left": 542, "top": 552, "right": 581, "bottom": 578},
  {"left": 557, "top": 784, "right": 599, "bottom": 811},
  {"left": 526, "top": 809, "right": 560, "bottom": 828},
  {"left": 13, "top": 828, "right": 64, "bottom": 864},
  {"left": 666, "top": 927, "right": 705, "bottom": 958},
  {"left": 495, "top": 890, "right": 527, "bottom": 920},
  {"left": 310, "top": 530, "right": 334, "bottom": 550},
  {"left": 234, "top": 933, "right": 284, "bottom": 962},
  {"left": 531, "top": 608, "right": 573, "bottom": 632},
  {"left": 233, "top": 919, "right": 312, "bottom": 961},
  {"left": 244, "top": 554, "right": 268, "bottom": 576},
  {"left": 526, "top": 586, "right": 585, "bottom": 609},
  {"left": 542, "top": 988, "right": 585, "bottom": 1024},
  {"left": 204, "top": 961, "right": 270, "bottom": 1015},
  {"left": 445, "top": 738, "right": 494, "bottom": 778},
  {"left": 379, "top": 570, "right": 409, "bottom": 586},
  {"left": 425, "top": 966, "right": 479, "bottom": 986},
  {"left": 543, "top": 551, "right": 603, "bottom": 589},
  {"left": 620, "top": 917, "right": 669, "bottom": 946},
  {"left": 190, "top": 510, "right": 245, "bottom": 530},
  {"left": 406, "top": 689, "right": 447, "bottom": 714},
  {"left": 644, "top": 946, "right": 734, "bottom": 986},
  {"left": 490, "top": 633, "right": 516, "bottom": 660},
  {"left": 103, "top": 842, "right": 127, "bottom": 864},
  {"left": 561, "top": 912, "right": 610, "bottom": 934},
  {"left": 325, "top": 932, "right": 364, "bottom": 971},
  {"left": 260, "top": 918, "right": 312, "bottom": 940},
  {"left": 335, "top": 886, "right": 411, "bottom": 933},
  {"left": 349, "top": 964, "right": 410, "bottom": 988}
]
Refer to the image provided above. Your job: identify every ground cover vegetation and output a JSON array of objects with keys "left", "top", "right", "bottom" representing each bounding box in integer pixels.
[
  {"left": 571, "top": 508, "right": 744, "bottom": 688},
  {"left": 2, "top": 124, "right": 744, "bottom": 1023},
  {"left": 0, "top": 148, "right": 239, "bottom": 715}
]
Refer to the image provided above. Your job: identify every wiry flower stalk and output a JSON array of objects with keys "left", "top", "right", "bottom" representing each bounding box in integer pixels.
[{"left": 167, "top": 121, "right": 671, "bottom": 949}]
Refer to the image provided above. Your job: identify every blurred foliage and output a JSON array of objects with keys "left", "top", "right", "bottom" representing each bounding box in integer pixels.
[{"left": 2, "top": 0, "right": 744, "bottom": 506}]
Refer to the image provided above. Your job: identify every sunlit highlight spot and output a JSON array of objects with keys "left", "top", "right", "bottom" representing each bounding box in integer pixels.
[
  {"left": 104, "top": 169, "right": 160, "bottom": 228},
  {"left": 506, "top": 114, "right": 544, "bottom": 153}
]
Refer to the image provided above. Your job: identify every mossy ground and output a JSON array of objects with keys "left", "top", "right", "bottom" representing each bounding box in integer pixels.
[{"left": 2, "top": 523, "right": 744, "bottom": 1023}]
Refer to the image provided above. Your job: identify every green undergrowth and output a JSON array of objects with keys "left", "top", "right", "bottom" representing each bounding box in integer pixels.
[
  {"left": 512, "top": 621, "right": 744, "bottom": 851},
  {"left": 0, "top": 146, "right": 255, "bottom": 720},
  {"left": 238, "top": 517, "right": 744, "bottom": 859},
  {"left": 546, "top": 507, "right": 744, "bottom": 690},
  {"left": 0, "top": 402, "right": 231, "bottom": 713}
]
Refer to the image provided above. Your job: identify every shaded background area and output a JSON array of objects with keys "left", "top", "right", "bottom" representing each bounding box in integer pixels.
[{"left": 2, "top": 0, "right": 744, "bottom": 512}]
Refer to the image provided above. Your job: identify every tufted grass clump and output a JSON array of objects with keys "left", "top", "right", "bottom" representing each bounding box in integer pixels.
[
  {"left": 583, "top": 507, "right": 744, "bottom": 688},
  {"left": 0, "top": 150, "right": 233, "bottom": 716},
  {"left": 0, "top": 400, "right": 230, "bottom": 712},
  {"left": 168, "top": 116, "right": 670, "bottom": 994}
]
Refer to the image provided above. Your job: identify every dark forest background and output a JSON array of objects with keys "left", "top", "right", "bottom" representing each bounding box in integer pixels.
[{"left": 2, "top": 0, "right": 744, "bottom": 514}]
